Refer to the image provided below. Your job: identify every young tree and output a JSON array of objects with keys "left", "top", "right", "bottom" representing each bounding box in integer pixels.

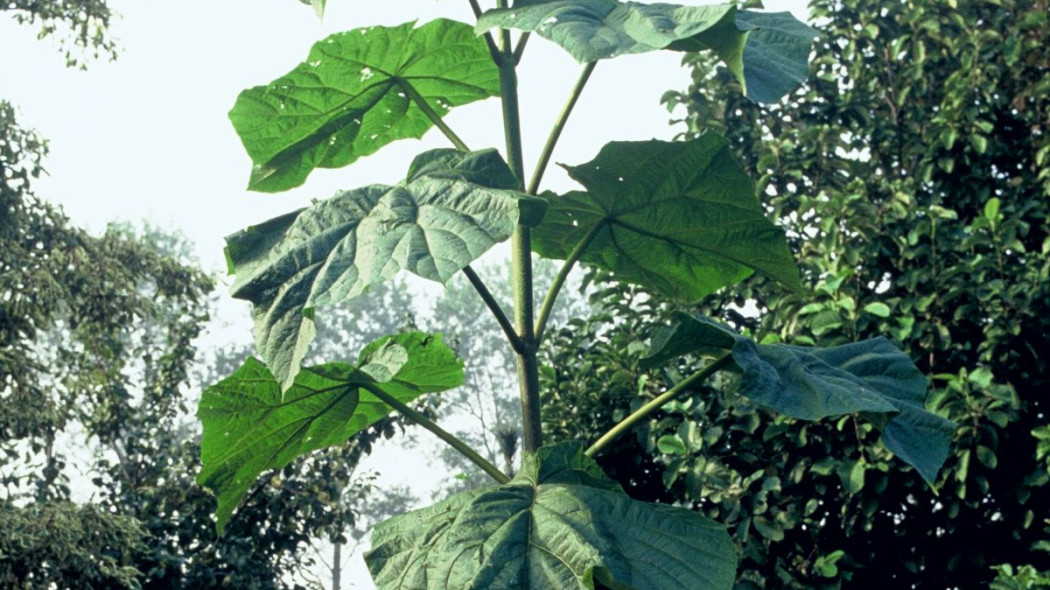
[{"left": 197, "top": 2, "right": 956, "bottom": 588}]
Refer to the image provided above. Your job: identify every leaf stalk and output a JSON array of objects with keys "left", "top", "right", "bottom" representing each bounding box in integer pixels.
[
  {"left": 360, "top": 382, "right": 511, "bottom": 484},
  {"left": 527, "top": 61, "right": 598, "bottom": 195},
  {"left": 585, "top": 352, "right": 734, "bottom": 458},
  {"left": 534, "top": 220, "right": 605, "bottom": 345},
  {"left": 468, "top": 0, "right": 503, "bottom": 64},
  {"left": 513, "top": 33, "right": 530, "bottom": 65},
  {"left": 398, "top": 80, "right": 470, "bottom": 152},
  {"left": 463, "top": 265, "right": 525, "bottom": 355}
]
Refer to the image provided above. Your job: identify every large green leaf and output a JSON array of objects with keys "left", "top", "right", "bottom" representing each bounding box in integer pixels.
[
  {"left": 365, "top": 442, "right": 737, "bottom": 589},
  {"left": 226, "top": 148, "right": 545, "bottom": 390},
  {"left": 643, "top": 313, "right": 954, "bottom": 482},
  {"left": 477, "top": 2, "right": 815, "bottom": 103},
  {"left": 532, "top": 134, "right": 800, "bottom": 301},
  {"left": 230, "top": 19, "right": 499, "bottom": 192},
  {"left": 197, "top": 332, "right": 463, "bottom": 532}
]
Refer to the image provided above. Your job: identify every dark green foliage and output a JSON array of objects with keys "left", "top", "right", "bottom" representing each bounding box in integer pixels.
[
  {"left": 542, "top": 0, "right": 1049, "bottom": 587},
  {"left": 0, "top": 503, "right": 144, "bottom": 589}
]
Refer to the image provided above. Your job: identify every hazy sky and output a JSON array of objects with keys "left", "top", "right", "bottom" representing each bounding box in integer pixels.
[{"left": 2, "top": 1, "right": 808, "bottom": 587}]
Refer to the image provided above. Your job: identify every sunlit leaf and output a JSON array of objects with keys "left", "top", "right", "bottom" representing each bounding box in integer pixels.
[
  {"left": 225, "top": 149, "right": 545, "bottom": 389},
  {"left": 532, "top": 134, "right": 800, "bottom": 301},
  {"left": 197, "top": 332, "right": 463, "bottom": 532},
  {"left": 230, "top": 19, "right": 499, "bottom": 192},
  {"left": 365, "top": 442, "right": 736, "bottom": 589},
  {"left": 643, "top": 313, "right": 954, "bottom": 482}
]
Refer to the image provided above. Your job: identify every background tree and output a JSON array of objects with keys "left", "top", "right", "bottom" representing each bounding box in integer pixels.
[
  {"left": 1, "top": 5, "right": 397, "bottom": 587},
  {"left": 545, "top": 0, "right": 1049, "bottom": 587},
  {"left": 2, "top": 0, "right": 119, "bottom": 68}
]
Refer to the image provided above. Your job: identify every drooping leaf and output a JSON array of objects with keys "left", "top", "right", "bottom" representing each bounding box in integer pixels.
[
  {"left": 730, "top": 12, "right": 819, "bottom": 103},
  {"left": 230, "top": 19, "right": 499, "bottom": 192},
  {"left": 478, "top": 0, "right": 733, "bottom": 62},
  {"left": 477, "top": 2, "right": 815, "bottom": 102},
  {"left": 226, "top": 149, "right": 545, "bottom": 389},
  {"left": 643, "top": 313, "right": 954, "bottom": 482},
  {"left": 532, "top": 134, "right": 800, "bottom": 301},
  {"left": 197, "top": 332, "right": 463, "bottom": 533},
  {"left": 365, "top": 442, "right": 736, "bottom": 590}
]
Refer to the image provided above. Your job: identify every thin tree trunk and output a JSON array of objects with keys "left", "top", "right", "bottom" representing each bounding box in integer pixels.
[{"left": 332, "top": 541, "right": 342, "bottom": 590}]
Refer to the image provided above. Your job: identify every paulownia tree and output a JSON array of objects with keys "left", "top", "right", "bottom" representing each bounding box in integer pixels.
[{"left": 197, "top": 1, "right": 955, "bottom": 588}]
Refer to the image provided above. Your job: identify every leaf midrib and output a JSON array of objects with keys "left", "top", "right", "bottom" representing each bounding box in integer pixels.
[{"left": 205, "top": 383, "right": 357, "bottom": 468}]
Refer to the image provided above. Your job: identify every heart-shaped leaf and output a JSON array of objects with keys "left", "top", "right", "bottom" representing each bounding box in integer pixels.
[
  {"left": 197, "top": 332, "right": 463, "bottom": 532},
  {"left": 643, "top": 313, "right": 954, "bottom": 482},
  {"left": 365, "top": 442, "right": 736, "bottom": 589},
  {"left": 226, "top": 148, "right": 545, "bottom": 389},
  {"left": 532, "top": 134, "right": 800, "bottom": 301},
  {"left": 477, "top": 2, "right": 815, "bottom": 102},
  {"left": 230, "top": 19, "right": 499, "bottom": 192}
]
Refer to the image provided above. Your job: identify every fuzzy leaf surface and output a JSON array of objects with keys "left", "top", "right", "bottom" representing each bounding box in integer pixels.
[
  {"left": 532, "top": 135, "right": 800, "bottom": 301},
  {"left": 230, "top": 19, "right": 499, "bottom": 192},
  {"left": 643, "top": 313, "right": 954, "bottom": 482},
  {"left": 365, "top": 442, "right": 736, "bottom": 589},
  {"left": 477, "top": 2, "right": 814, "bottom": 102},
  {"left": 197, "top": 332, "right": 463, "bottom": 532},
  {"left": 225, "top": 149, "right": 544, "bottom": 389}
]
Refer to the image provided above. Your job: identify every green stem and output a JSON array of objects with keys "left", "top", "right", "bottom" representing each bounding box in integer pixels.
[
  {"left": 512, "top": 33, "right": 530, "bottom": 65},
  {"left": 534, "top": 220, "right": 605, "bottom": 345},
  {"left": 585, "top": 352, "right": 734, "bottom": 458},
  {"left": 463, "top": 265, "right": 525, "bottom": 355},
  {"left": 399, "top": 80, "right": 470, "bottom": 152},
  {"left": 495, "top": 2, "right": 543, "bottom": 454},
  {"left": 527, "top": 61, "right": 597, "bottom": 195},
  {"left": 468, "top": 0, "right": 502, "bottom": 65},
  {"left": 361, "top": 383, "right": 511, "bottom": 484}
]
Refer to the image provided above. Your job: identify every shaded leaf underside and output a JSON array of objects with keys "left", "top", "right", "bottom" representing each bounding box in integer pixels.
[
  {"left": 643, "top": 313, "right": 954, "bottom": 482},
  {"left": 478, "top": 2, "right": 816, "bottom": 102}
]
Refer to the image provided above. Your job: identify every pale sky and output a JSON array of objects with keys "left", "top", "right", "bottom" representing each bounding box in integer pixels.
[{"left": 1, "top": 1, "right": 808, "bottom": 587}]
